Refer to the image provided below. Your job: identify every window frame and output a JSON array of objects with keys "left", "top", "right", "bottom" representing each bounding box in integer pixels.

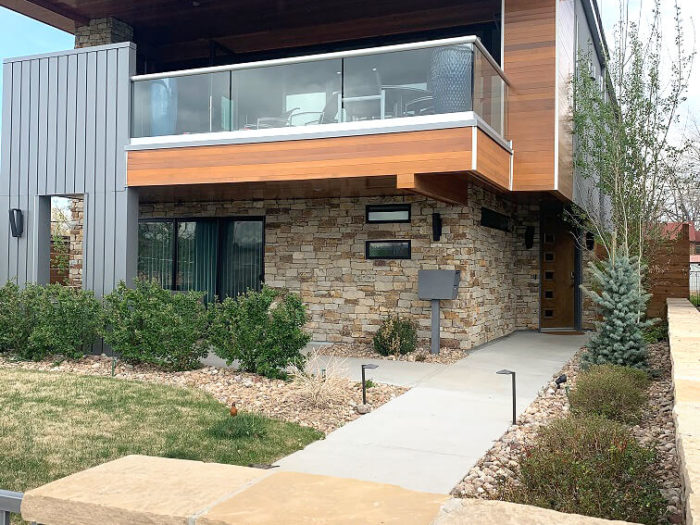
[
  {"left": 137, "top": 216, "right": 266, "bottom": 298},
  {"left": 365, "top": 239, "right": 412, "bottom": 260},
  {"left": 365, "top": 204, "right": 411, "bottom": 224}
]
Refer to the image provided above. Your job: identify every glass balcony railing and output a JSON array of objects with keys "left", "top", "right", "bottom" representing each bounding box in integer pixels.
[{"left": 131, "top": 36, "right": 507, "bottom": 140}]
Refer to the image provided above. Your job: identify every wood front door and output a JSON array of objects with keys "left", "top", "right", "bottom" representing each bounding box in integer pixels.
[{"left": 540, "top": 213, "right": 576, "bottom": 329}]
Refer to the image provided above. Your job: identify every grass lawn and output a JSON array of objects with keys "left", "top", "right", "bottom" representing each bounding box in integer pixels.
[{"left": 0, "top": 367, "right": 322, "bottom": 495}]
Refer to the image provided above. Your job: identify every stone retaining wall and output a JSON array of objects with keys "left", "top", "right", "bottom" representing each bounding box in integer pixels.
[
  {"left": 140, "top": 182, "right": 541, "bottom": 351},
  {"left": 667, "top": 298, "right": 700, "bottom": 525}
]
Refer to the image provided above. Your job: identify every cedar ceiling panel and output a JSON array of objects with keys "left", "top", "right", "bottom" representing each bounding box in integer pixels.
[{"left": 12, "top": 0, "right": 500, "bottom": 44}]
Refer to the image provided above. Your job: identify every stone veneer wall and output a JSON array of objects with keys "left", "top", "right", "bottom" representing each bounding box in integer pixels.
[
  {"left": 140, "top": 183, "right": 541, "bottom": 350},
  {"left": 68, "top": 198, "right": 84, "bottom": 289},
  {"left": 75, "top": 18, "right": 134, "bottom": 48}
]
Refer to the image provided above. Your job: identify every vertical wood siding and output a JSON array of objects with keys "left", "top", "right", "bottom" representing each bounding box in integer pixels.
[{"left": 0, "top": 42, "right": 138, "bottom": 296}]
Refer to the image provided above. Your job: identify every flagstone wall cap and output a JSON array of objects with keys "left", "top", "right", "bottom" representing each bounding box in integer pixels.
[
  {"left": 21, "top": 455, "right": 270, "bottom": 525},
  {"left": 198, "top": 471, "right": 448, "bottom": 525},
  {"left": 667, "top": 298, "right": 700, "bottom": 525},
  {"left": 431, "top": 499, "right": 638, "bottom": 524}
]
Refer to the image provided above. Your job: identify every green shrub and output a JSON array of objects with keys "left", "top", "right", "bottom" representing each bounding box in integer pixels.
[
  {"left": 102, "top": 280, "right": 209, "bottom": 371},
  {"left": 0, "top": 282, "right": 100, "bottom": 360},
  {"left": 0, "top": 281, "right": 32, "bottom": 354},
  {"left": 25, "top": 284, "right": 101, "bottom": 360},
  {"left": 373, "top": 315, "right": 417, "bottom": 356},
  {"left": 569, "top": 364, "right": 649, "bottom": 424},
  {"left": 642, "top": 320, "right": 668, "bottom": 343},
  {"left": 504, "top": 415, "right": 666, "bottom": 524},
  {"left": 210, "top": 286, "right": 310, "bottom": 379},
  {"left": 581, "top": 256, "right": 652, "bottom": 369}
]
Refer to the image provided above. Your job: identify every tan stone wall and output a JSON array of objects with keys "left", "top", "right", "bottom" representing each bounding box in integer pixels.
[
  {"left": 140, "top": 183, "right": 541, "bottom": 350},
  {"left": 75, "top": 18, "right": 133, "bottom": 48},
  {"left": 69, "top": 198, "right": 84, "bottom": 289}
]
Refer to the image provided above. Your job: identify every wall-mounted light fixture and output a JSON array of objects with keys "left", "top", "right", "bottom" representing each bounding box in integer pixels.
[
  {"left": 9, "top": 209, "right": 23, "bottom": 238},
  {"left": 585, "top": 231, "right": 595, "bottom": 251},
  {"left": 525, "top": 226, "right": 535, "bottom": 249},
  {"left": 432, "top": 213, "right": 442, "bottom": 241}
]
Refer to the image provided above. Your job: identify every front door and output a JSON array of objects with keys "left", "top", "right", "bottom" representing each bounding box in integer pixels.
[{"left": 540, "top": 211, "right": 576, "bottom": 329}]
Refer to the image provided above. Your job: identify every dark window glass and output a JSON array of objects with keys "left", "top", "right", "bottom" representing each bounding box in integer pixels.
[
  {"left": 544, "top": 309, "right": 554, "bottom": 318},
  {"left": 366, "top": 204, "right": 411, "bottom": 223},
  {"left": 220, "top": 220, "right": 264, "bottom": 299},
  {"left": 137, "top": 221, "right": 174, "bottom": 289},
  {"left": 366, "top": 240, "right": 411, "bottom": 259},
  {"left": 480, "top": 208, "right": 510, "bottom": 232},
  {"left": 137, "top": 218, "right": 264, "bottom": 301},
  {"left": 544, "top": 290, "right": 554, "bottom": 299},
  {"left": 545, "top": 271, "right": 554, "bottom": 280}
]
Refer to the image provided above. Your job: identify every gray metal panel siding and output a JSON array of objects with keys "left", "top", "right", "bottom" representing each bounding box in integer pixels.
[
  {"left": 1, "top": 63, "right": 12, "bottom": 280},
  {"left": 0, "top": 42, "right": 138, "bottom": 296}
]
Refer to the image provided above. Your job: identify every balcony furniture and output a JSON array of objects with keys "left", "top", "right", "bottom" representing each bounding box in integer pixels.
[
  {"left": 291, "top": 93, "right": 342, "bottom": 126},
  {"left": 381, "top": 85, "right": 433, "bottom": 118},
  {"left": 342, "top": 69, "right": 385, "bottom": 121},
  {"left": 404, "top": 95, "right": 435, "bottom": 116},
  {"left": 428, "top": 44, "right": 473, "bottom": 113},
  {"left": 253, "top": 107, "right": 301, "bottom": 129}
]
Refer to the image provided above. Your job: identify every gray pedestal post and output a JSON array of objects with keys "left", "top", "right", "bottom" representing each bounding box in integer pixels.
[{"left": 431, "top": 299, "right": 440, "bottom": 354}]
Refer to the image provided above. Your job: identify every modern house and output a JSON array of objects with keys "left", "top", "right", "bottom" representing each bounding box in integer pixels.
[{"left": 0, "top": 0, "right": 607, "bottom": 349}]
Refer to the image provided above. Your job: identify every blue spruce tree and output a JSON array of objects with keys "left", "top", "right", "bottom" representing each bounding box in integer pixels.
[{"left": 582, "top": 256, "right": 652, "bottom": 369}]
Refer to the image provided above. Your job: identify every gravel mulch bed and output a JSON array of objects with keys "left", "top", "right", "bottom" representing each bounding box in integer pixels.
[
  {"left": 452, "top": 342, "right": 683, "bottom": 522},
  {"left": 317, "top": 343, "right": 466, "bottom": 365},
  {"left": 0, "top": 355, "right": 407, "bottom": 435}
]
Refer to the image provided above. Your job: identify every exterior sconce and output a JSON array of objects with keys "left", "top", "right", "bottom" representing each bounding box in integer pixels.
[
  {"left": 525, "top": 226, "right": 535, "bottom": 249},
  {"left": 9, "top": 209, "right": 23, "bottom": 238},
  {"left": 432, "top": 213, "right": 442, "bottom": 241},
  {"left": 585, "top": 231, "right": 595, "bottom": 251}
]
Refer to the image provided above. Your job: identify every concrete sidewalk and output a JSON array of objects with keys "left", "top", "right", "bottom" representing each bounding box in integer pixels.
[{"left": 277, "top": 331, "right": 587, "bottom": 494}]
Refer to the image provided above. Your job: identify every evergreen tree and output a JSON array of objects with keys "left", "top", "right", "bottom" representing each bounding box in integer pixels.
[{"left": 582, "top": 256, "right": 652, "bottom": 369}]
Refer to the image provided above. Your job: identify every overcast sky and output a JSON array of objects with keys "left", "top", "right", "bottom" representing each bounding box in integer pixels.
[{"left": 599, "top": 0, "right": 699, "bottom": 128}]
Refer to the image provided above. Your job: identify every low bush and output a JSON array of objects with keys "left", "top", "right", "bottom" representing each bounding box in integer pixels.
[
  {"left": 102, "top": 280, "right": 210, "bottom": 371},
  {"left": 0, "top": 281, "right": 32, "bottom": 354},
  {"left": 642, "top": 321, "right": 668, "bottom": 343},
  {"left": 504, "top": 415, "right": 666, "bottom": 524},
  {"left": 289, "top": 350, "right": 347, "bottom": 408},
  {"left": 373, "top": 315, "right": 417, "bottom": 356},
  {"left": 568, "top": 364, "right": 649, "bottom": 424},
  {"left": 210, "top": 286, "right": 310, "bottom": 379},
  {"left": 26, "top": 284, "right": 101, "bottom": 360},
  {"left": 0, "top": 282, "right": 100, "bottom": 360}
]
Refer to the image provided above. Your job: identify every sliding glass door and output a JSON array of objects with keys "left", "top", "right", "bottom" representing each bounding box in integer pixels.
[
  {"left": 220, "top": 220, "right": 265, "bottom": 299},
  {"left": 138, "top": 217, "right": 264, "bottom": 301}
]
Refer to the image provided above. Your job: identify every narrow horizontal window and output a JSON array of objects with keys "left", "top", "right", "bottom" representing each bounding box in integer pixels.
[
  {"left": 480, "top": 208, "right": 510, "bottom": 232},
  {"left": 366, "top": 240, "right": 411, "bottom": 260},
  {"left": 366, "top": 204, "right": 411, "bottom": 224}
]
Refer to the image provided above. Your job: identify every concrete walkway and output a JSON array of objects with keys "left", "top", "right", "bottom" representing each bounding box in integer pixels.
[{"left": 277, "top": 331, "right": 587, "bottom": 494}]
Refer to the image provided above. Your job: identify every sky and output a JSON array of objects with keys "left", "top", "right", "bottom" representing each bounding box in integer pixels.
[
  {"left": 598, "top": 0, "right": 700, "bottom": 124},
  {"left": 0, "top": 1, "right": 698, "bottom": 129}
]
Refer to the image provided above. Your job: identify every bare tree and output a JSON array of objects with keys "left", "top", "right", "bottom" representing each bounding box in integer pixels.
[
  {"left": 666, "top": 119, "right": 700, "bottom": 226},
  {"left": 572, "top": 0, "right": 693, "bottom": 267}
]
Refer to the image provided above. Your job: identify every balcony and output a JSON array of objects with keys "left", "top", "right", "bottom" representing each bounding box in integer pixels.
[{"left": 126, "top": 36, "right": 513, "bottom": 201}]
